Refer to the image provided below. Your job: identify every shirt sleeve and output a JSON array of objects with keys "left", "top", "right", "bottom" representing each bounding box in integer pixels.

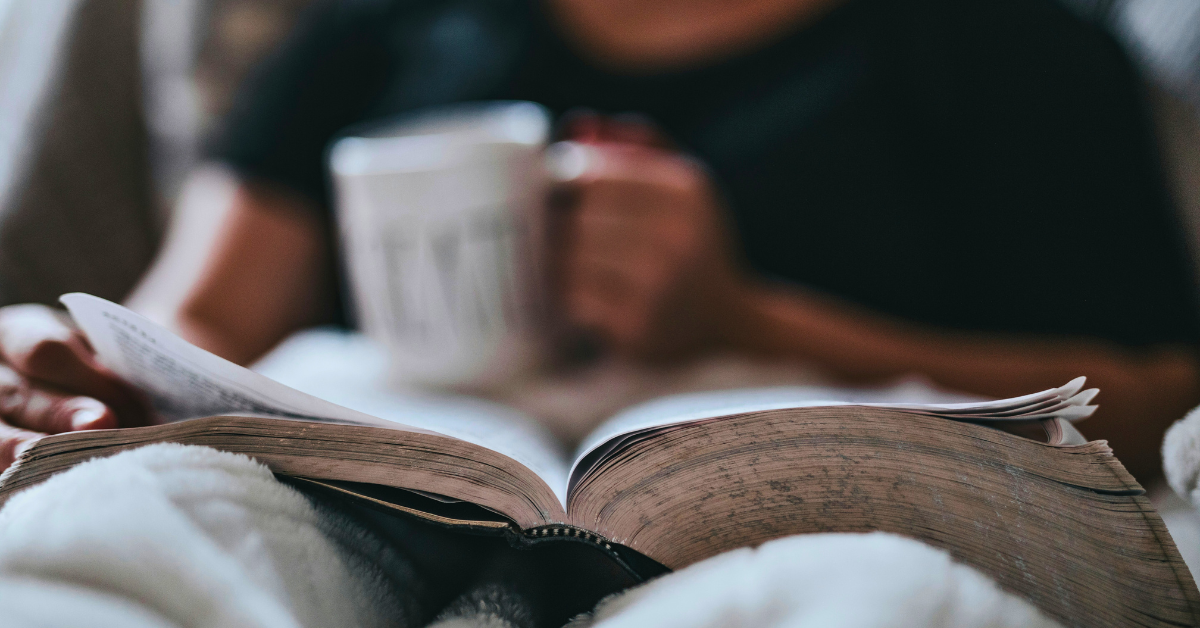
[{"left": 204, "top": 0, "right": 396, "bottom": 210}]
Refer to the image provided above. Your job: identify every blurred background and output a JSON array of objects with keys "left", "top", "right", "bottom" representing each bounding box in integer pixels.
[
  {"left": 0, "top": 0, "right": 316, "bottom": 312},
  {"left": 0, "top": 0, "right": 1196, "bottom": 312}
]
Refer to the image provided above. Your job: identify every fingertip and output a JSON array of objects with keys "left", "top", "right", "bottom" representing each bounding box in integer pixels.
[
  {"left": 66, "top": 397, "right": 118, "bottom": 431},
  {"left": 545, "top": 141, "right": 598, "bottom": 182}
]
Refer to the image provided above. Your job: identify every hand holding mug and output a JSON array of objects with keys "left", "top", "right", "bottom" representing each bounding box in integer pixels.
[{"left": 549, "top": 118, "right": 747, "bottom": 361}]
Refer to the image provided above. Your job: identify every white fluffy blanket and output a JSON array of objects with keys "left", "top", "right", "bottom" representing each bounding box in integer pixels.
[
  {"left": 0, "top": 444, "right": 1060, "bottom": 628},
  {"left": 1165, "top": 406, "right": 1200, "bottom": 506}
]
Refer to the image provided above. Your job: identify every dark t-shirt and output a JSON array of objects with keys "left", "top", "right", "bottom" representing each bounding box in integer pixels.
[{"left": 209, "top": 0, "right": 1200, "bottom": 347}]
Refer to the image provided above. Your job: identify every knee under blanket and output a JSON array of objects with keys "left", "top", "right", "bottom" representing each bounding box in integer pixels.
[{"left": 0, "top": 444, "right": 1060, "bottom": 628}]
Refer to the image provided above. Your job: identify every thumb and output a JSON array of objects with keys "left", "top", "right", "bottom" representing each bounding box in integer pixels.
[{"left": 0, "top": 305, "right": 153, "bottom": 427}]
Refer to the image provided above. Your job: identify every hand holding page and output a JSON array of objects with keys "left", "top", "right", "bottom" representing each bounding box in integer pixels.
[
  {"left": 61, "top": 293, "right": 569, "bottom": 498},
  {"left": 61, "top": 293, "right": 402, "bottom": 428}
]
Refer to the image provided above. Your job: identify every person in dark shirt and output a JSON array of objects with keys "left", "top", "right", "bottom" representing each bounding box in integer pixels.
[{"left": 0, "top": 0, "right": 1197, "bottom": 481}]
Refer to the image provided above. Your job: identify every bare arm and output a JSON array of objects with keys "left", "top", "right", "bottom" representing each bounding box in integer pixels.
[
  {"left": 725, "top": 281, "right": 1200, "bottom": 480},
  {"left": 174, "top": 181, "right": 336, "bottom": 366}
]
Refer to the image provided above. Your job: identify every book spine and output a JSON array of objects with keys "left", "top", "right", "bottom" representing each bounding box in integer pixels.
[
  {"left": 509, "top": 525, "right": 670, "bottom": 582},
  {"left": 522, "top": 525, "right": 617, "bottom": 551}
]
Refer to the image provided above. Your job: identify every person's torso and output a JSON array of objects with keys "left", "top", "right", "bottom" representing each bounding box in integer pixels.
[{"left": 298, "top": 0, "right": 1200, "bottom": 344}]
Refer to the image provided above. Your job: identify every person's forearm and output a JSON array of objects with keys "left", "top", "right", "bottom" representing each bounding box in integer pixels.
[
  {"left": 724, "top": 280, "right": 1200, "bottom": 481},
  {"left": 125, "top": 166, "right": 239, "bottom": 327},
  {"left": 175, "top": 183, "right": 337, "bottom": 366}
]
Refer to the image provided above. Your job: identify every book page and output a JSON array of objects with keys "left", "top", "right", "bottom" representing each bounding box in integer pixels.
[
  {"left": 252, "top": 329, "right": 570, "bottom": 504},
  {"left": 62, "top": 294, "right": 404, "bottom": 427},
  {"left": 61, "top": 294, "right": 570, "bottom": 502},
  {"left": 568, "top": 378, "right": 1097, "bottom": 495}
]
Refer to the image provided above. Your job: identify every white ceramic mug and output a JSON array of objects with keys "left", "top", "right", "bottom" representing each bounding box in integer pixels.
[{"left": 330, "top": 102, "right": 552, "bottom": 390}]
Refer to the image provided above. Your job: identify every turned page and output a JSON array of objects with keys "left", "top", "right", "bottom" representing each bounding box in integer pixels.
[
  {"left": 60, "top": 294, "right": 570, "bottom": 505},
  {"left": 567, "top": 380, "right": 1098, "bottom": 495},
  {"left": 62, "top": 294, "right": 403, "bottom": 425}
]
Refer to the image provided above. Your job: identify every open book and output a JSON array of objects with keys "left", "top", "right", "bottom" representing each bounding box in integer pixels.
[{"left": 1, "top": 294, "right": 1197, "bottom": 628}]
